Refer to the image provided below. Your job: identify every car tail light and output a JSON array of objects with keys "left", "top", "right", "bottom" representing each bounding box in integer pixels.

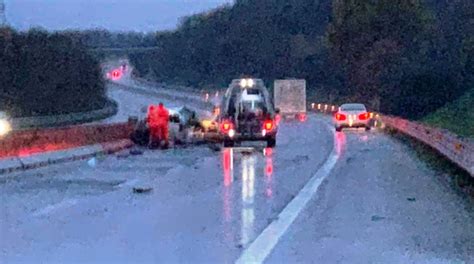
[
  {"left": 358, "top": 112, "right": 369, "bottom": 121},
  {"left": 335, "top": 113, "right": 346, "bottom": 121},
  {"left": 263, "top": 120, "right": 274, "bottom": 131},
  {"left": 221, "top": 120, "right": 233, "bottom": 133}
]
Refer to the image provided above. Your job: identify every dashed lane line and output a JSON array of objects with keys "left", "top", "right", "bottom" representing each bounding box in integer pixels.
[{"left": 236, "top": 124, "right": 338, "bottom": 264}]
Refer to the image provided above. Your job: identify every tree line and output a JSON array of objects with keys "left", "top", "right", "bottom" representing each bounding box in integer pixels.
[
  {"left": 0, "top": 27, "right": 107, "bottom": 117},
  {"left": 127, "top": 0, "right": 473, "bottom": 119}
]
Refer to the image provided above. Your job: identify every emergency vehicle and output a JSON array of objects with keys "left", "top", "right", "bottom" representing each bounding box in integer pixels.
[{"left": 219, "top": 78, "right": 278, "bottom": 148}]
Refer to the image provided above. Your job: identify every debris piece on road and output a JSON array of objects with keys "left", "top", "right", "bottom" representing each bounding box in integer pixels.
[
  {"left": 129, "top": 148, "right": 144, "bottom": 155},
  {"left": 96, "top": 153, "right": 107, "bottom": 162},
  {"left": 87, "top": 157, "right": 98, "bottom": 167},
  {"left": 133, "top": 187, "right": 153, "bottom": 194},
  {"left": 371, "top": 215, "right": 386, "bottom": 222},
  {"left": 407, "top": 197, "right": 416, "bottom": 202},
  {"left": 116, "top": 152, "right": 130, "bottom": 159}
]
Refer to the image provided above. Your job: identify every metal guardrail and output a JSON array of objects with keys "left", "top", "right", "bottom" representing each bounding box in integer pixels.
[
  {"left": 10, "top": 100, "right": 118, "bottom": 130},
  {"left": 109, "top": 80, "right": 213, "bottom": 110},
  {"left": 0, "top": 121, "right": 135, "bottom": 159},
  {"left": 308, "top": 102, "right": 473, "bottom": 176},
  {"left": 133, "top": 78, "right": 222, "bottom": 104},
  {"left": 382, "top": 116, "right": 474, "bottom": 176}
]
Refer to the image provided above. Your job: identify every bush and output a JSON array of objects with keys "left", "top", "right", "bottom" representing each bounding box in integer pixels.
[{"left": 0, "top": 27, "right": 107, "bottom": 117}]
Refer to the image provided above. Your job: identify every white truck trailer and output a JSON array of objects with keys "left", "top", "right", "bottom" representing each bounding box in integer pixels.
[{"left": 274, "top": 79, "right": 307, "bottom": 120}]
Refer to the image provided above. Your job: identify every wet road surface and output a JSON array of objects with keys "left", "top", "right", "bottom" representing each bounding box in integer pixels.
[{"left": 1, "top": 87, "right": 473, "bottom": 263}]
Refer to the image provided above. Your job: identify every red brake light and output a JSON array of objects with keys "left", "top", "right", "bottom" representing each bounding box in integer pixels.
[
  {"left": 221, "top": 120, "right": 232, "bottom": 132},
  {"left": 358, "top": 112, "right": 369, "bottom": 121},
  {"left": 335, "top": 113, "right": 346, "bottom": 121},
  {"left": 264, "top": 120, "right": 274, "bottom": 131}
]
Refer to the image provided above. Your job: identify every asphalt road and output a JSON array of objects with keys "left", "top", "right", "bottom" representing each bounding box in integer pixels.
[{"left": 1, "top": 87, "right": 473, "bottom": 263}]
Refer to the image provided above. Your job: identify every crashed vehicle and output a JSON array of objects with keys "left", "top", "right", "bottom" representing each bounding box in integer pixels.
[
  {"left": 130, "top": 106, "right": 201, "bottom": 146},
  {"left": 219, "top": 78, "right": 279, "bottom": 148},
  {"left": 199, "top": 106, "right": 220, "bottom": 133}
]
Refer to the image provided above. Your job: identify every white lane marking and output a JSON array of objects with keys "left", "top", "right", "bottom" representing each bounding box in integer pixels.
[
  {"left": 32, "top": 199, "right": 78, "bottom": 217},
  {"left": 236, "top": 125, "right": 338, "bottom": 264}
]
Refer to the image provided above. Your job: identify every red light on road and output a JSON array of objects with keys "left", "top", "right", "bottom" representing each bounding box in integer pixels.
[
  {"left": 335, "top": 113, "right": 346, "bottom": 121},
  {"left": 358, "top": 112, "right": 369, "bottom": 121},
  {"left": 222, "top": 149, "right": 233, "bottom": 187},
  {"left": 263, "top": 147, "right": 273, "bottom": 156},
  {"left": 297, "top": 113, "right": 307, "bottom": 122}
]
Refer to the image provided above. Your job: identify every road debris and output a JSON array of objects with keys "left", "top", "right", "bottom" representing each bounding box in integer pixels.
[
  {"left": 371, "top": 215, "right": 386, "bottom": 222},
  {"left": 133, "top": 187, "right": 153, "bottom": 194},
  {"left": 129, "top": 148, "right": 144, "bottom": 155}
]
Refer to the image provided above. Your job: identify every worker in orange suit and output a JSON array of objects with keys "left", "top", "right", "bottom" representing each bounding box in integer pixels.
[{"left": 147, "top": 102, "right": 170, "bottom": 149}]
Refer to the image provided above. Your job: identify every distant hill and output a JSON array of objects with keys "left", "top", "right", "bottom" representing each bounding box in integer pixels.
[{"left": 129, "top": 0, "right": 473, "bottom": 120}]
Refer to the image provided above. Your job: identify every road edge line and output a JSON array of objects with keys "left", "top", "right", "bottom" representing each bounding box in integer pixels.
[{"left": 236, "top": 124, "right": 338, "bottom": 264}]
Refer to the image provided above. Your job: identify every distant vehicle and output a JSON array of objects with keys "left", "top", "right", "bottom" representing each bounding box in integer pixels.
[
  {"left": 0, "top": 111, "right": 12, "bottom": 137},
  {"left": 219, "top": 78, "right": 278, "bottom": 148},
  {"left": 274, "top": 79, "right": 306, "bottom": 121},
  {"left": 334, "top": 103, "right": 370, "bottom": 132}
]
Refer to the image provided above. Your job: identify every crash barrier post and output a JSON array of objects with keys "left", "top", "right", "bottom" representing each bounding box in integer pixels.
[
  {"left": 382, "top": 116, "right": 474, "bottom": 176},
  {"left": 10, "top": 99, "right": 118, "bottom": 130},
  {"left": 0, "top": 121, "right": 135, "bottom": 159}
]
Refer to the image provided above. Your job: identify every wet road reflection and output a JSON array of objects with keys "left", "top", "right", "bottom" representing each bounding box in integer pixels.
[
  {"left": 220, "top": 147, "right": 276, "bottom": 247},
  {"left": 264, "top": 148, "right": 274, "bottom": 198},
  {"left": 335, "top": 131, "right": 347, "bottom": 156},
  {"left": 222, "top": 148, "right": 234, "bottom": 223},
  {"left": 241, "top": 154, "right": 256, "bottom": 246}
]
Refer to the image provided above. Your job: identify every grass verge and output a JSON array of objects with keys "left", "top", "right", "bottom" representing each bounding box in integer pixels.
[
  {"left": 387, "top": 128, "right": 473, "bottom": 198},
  {"left": 423, "top": 89, "right": 473, "bottom": 138}
]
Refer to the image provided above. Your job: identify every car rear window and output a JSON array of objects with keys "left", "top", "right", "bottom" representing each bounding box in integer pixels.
[{"left": 341, "top": 104, "right": 366, "bottom": 111}]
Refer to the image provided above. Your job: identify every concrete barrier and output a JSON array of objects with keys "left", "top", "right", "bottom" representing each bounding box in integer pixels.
[
  {"left": 10, "top": 99, "right": 118, "bottom": 130},
  {"left": 0, "top": 121, "right": 135, "bottom": 159},
  {"left": 0, "top": 139, "right": 133, "bottom": 175}
]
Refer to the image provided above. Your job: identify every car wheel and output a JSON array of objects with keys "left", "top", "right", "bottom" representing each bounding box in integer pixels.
[
  {"left": 223, "top": 139, "right": 234, "bottom": 148},
  {"left": 335, "top": 126, "right": 342, "bottom": 132},
  {"left": 365, "top": 126, "right": 371, "bottom": 131},
  {"left": 267, "top": 137, "right": 276, "bottom": 148}
]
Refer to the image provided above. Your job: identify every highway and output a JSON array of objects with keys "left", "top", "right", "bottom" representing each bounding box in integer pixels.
[{"left": 1, "top": 84, "right": 473, "bottom": 263}]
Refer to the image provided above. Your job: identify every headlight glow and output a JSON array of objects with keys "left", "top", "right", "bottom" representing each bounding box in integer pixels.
[{"left": 0, "top": 119, "right": 12, "bottom": 137}]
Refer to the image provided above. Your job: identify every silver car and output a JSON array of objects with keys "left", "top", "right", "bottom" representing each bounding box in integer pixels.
[{"left": 334, "top": 103, "right": 370, "bottom": 132}]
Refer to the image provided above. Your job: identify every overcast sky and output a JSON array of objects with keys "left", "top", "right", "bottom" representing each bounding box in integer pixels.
[{"left": 4, "top": 0, "right": 233, "bottom": 32}]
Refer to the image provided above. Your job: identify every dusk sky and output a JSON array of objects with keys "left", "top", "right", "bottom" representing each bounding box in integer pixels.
[{"left": 4, "top": 0, "right": 233, "bottom": 32}]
